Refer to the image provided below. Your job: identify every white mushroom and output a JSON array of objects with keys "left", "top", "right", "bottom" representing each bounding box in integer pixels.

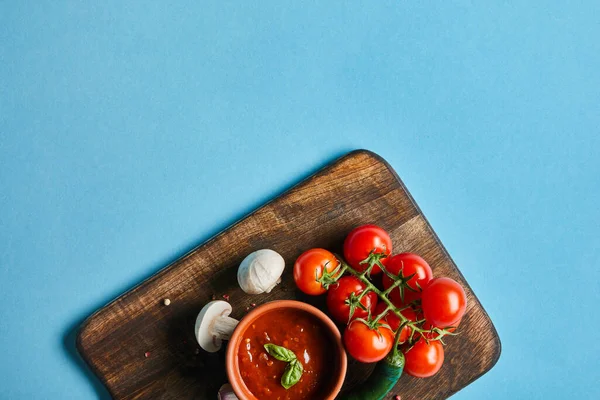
[
  {"left": 195, "top": 300, "right": 239, "bottom": 353},
  {"left": 237, "top": 249, "right": 285, "bottom": 294}
]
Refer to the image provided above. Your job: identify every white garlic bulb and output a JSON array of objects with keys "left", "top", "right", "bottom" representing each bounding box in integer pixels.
[
  {"left": 218, "top": 383, "right": 239, "bottom": 400},
  {"left": 237, "top": 249, "right": 285, "bottom": 294}
]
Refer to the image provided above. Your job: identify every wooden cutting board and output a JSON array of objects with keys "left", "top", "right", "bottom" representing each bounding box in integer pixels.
[{"left": 77, "top": 150, "right": 500, "bottom": 400}]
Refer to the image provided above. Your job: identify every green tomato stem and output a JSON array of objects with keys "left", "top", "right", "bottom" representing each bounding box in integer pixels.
[{"left": 335, "top": 257, "right": 455, "bottom": 343}]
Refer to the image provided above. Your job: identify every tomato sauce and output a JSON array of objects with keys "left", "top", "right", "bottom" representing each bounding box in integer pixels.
[{"left": 238, "top": 308, "right": 335, "bottom": 400}]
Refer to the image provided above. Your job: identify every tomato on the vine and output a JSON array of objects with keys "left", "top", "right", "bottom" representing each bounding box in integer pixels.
[
  {"left": 403, "top": 338, "right": 445, "bottom": 378},
  {"left": 293, "top": 248, "right": 339, "bottom": 295},
  {"left": 383, "top": 253, "right": 433, "bottom": 305},
  {"left": 374, "top": 302, "right": 418, "bottom": 344},
  {"left": 421, "top": 277, "right": 466, "bottom": 328},
  {"left": 343, "top": 319, "right": 394, "bottom": 363},
  {"left": 343, "top": 225, "right": 392, "bottom": 275},
  {"left": 326, "top": 276, "right": 378, "bottom": 324}
]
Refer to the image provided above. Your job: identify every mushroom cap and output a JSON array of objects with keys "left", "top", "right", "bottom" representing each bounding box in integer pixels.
[
  {"left": 195, "top": 300, "right": 233, "bottom": 352},
  {"left": 237, "top": 249, "right": 285, "bottom": 294}
]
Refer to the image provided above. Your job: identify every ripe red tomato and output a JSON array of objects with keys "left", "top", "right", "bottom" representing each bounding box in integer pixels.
[
  {"left": 404, "top": 338, "right": 445, "bottom": 378},
  {"left": 293, "top": 248, "right": 339, "bottom": 295},
  {"left": 382, "top": 253, "right": 433, "bottom": 305},
  {"left": 374, "top": 302, "right": 418, "bottom": 344},
  {"left": 326, "top": 276, "right": 378, "bottom": 324},
  {"left": 421, "top": 277, "right": 467, "bottom": 328},
  {"left": 343, "top": 225, "right": 392, "bottom": 275},
  {"left": 343, "top": 319, "right": 394, "bottom": 363}
]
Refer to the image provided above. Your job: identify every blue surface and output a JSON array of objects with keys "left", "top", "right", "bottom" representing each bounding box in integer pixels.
[{"left": 1, "top": 1, "right": 599, "bottom": 399}]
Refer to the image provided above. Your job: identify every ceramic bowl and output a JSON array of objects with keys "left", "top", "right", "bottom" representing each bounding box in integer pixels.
[{"left": 226, "top": 300, "right": 347, "bottom": 400}]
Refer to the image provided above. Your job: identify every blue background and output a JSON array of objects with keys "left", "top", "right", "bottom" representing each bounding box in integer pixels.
[{"left": 1, "top": 1, "right": 599, "bottom": 399}]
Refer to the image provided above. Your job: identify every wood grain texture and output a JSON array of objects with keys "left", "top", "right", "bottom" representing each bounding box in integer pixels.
[{"left": 77, "top": 150, "right": 500, "bottom": 400}]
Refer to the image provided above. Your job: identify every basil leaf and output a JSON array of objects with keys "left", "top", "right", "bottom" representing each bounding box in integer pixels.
[
  {"left": 281, "top": 359, "right": 303, "bottom": 389},
  {"left": 263, "top": 343, "right": 297, "bottom": 363}
]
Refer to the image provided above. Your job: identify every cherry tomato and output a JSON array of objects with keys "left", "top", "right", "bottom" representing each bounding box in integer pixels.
[
  {"left": 343, "top": 225, "right": 392, "bottom": 275},
  {"left": 421, "top": 277, "right": 467, "bottom": 328},
  {"left": 344, "top": 319, "right": 394, "bottom": 363},
  {"left": 373, "top": 302, "right": 418, "bottom": 343},
  {"left": 326, "top": 276, "right": 378, "bottom": 324},
  {"left": 382, "top": 253, "right": 433, "bottom": 305},
  {"left": 404, "top": 338, "right": 445, "bottom": 378},
  {"left": 293, "top": 248, "right": 339, "bottom": 295}
]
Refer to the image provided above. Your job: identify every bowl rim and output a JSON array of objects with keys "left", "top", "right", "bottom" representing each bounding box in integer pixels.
[{"left": 225, "top": 299, "right": 347, "bottom": 400}]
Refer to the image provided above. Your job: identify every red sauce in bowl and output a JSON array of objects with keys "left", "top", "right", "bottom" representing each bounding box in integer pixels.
[{"left": 237, "top": 308, "right": 336, "bottom": 400}]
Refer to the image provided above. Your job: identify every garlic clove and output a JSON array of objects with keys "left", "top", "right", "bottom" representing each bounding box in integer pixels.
[
  {"left": 237, "top": 249, "right": 285, "bottom": 295},
  {"left": 218, "top": 383, "right": 239, "bottom": 400}
]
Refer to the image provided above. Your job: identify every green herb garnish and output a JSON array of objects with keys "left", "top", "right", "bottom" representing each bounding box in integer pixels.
[{"left": 263, "top": 343, "right": 304, "bottom": 389}]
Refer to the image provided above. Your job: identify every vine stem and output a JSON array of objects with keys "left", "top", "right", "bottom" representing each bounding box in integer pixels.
[
  {"left": 340, "top": 259, "right": 413, "bottom": 326},
  {"left": 334, "top": 256, "right": 454, "bottom": 343}
]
